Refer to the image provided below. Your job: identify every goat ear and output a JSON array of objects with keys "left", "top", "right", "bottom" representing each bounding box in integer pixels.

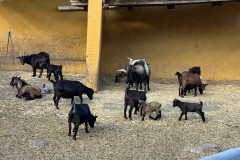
[
  {"left": 204, "top": 84, "right": 208, "bottom": 86},
  {"left": 18, "top": 76, "right": 21, "bottom": 79}
]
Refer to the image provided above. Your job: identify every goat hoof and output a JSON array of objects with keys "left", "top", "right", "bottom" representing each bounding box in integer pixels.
[
  {"left": 68, "top": 133, "right": 71, "bottom": 136},
  {"left": 73, "top": 137, "right": 76, "bottom": 140},
  {"left": 124, "top": 116, "right": 127, "bottom": 119},
  {"left": 86, "top": 131, "right": 89, "bottom": 133}
]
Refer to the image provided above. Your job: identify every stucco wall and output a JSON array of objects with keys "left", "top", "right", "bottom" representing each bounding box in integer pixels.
[
  {"left": 101, "top": 2, "right": 240, "bottom": 80},
  {"left": 0, "top": 0, "right": 87, "bottom": 73}
]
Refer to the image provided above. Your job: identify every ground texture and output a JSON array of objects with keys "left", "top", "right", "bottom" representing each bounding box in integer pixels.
[{"left": 0, "top": 71, "right": 240, "bottom": 160}]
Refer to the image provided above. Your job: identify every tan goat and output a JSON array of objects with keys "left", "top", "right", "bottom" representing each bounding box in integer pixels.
[{"left": 138, "top": 100, "right": 161, "bottom": 121}]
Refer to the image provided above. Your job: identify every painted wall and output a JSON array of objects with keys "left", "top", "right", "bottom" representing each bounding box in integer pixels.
[
  {"left": 101, "top": 2, "right": 240, "bottom": 80},
  {"left": 1, "top": 1, "right": 240, "bottom": 80},
  {"left": 0, "top": 0, "right": 87, "bottom": 73}
]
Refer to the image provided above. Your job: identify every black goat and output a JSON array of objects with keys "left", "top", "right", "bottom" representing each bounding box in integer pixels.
[
  {"left": 51, "top": 80, "right": 94, "bottom": 109},
  {"left": 10, "top": 74, "right": 42, "bottom": 100},
  {"left": 124, "top": 87, "right": 147, "bottom": 120},
  {"left": 17, "top": 52, "right": 50, "bottom": 77},
  {"left": 43, "top": 64, "right": 63, "bottom": 81},
  {"left": 173, "top": 99, "right": 205, "bottom": 122},
  {"left": 127, "top": 60, "right": 150, "bottom": 93},
  {"left": 188, "top": 66, "right": 201, "bottom": 75},
  {"left": 68, "top": 102, "right": 97, "bottom": 140}
]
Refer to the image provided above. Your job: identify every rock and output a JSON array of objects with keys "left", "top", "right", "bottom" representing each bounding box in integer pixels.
[
  {"left": 184, "top": 143, "right": 221, "bottom": 154},
  {"left": 29, "top": 139, "right": 48, "bottom": 147}
]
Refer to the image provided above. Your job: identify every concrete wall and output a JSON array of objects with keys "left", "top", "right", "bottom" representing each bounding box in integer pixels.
[
  {"left": 0, "top": 0, "right": 87, "bottom": 73},
  {"left": 101, "top": 2, "right": 240, "bottom": 80}
]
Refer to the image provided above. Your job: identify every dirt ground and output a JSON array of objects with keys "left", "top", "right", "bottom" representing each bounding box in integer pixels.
[{"left": 0, "top": 70, "right": 240, "bottom": 160}]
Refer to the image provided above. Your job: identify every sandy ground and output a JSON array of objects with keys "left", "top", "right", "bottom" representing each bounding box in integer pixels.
[{"left": 0, "top": 70, "right": 240, "bottom": 160}]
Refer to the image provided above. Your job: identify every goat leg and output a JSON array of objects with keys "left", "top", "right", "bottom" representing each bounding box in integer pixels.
[
  {"left": 179, "top": 112, "right": 184, "bottom": 121},
  {"left": 147, "top": 76, "right": 150, "bottom": 91},
  {"left": 194, "top": 87, "right": 197, "bottom": 96},
  {"left": 39, "top": 68, "right": 43, "bottom": 78},
  {"left": 124, "top": 103, "right": 128, "bottom": 119},
  {"left": 202, "top": 112, "right": 205, "bottom": 122},
  {"left": 85, "top": 122, "right": 89, "bottom": 133},
  {"left": 129, "top": 106, "right": 133, "bottom": 120},
  {"left": 68, "top": 122, "right": 72, "bottom": 136},
  {"left": 142, "top": 114, "right": 145, "bottom": 121},
  {"left": 32, "top": 67, "right": 37, "bottom": 77},
  {"left": 185, "top": 112, "right": 188, "bottom": 120},
  {"left": 55, "top": 96, "right": 60, "bottom": 109},
  {"left": 73, "top": 123, "right": 79, "bottom": 140}
]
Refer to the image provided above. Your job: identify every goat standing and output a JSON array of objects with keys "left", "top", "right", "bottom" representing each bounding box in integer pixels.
[
  {"left": 68, "top": 102, "right": 97, "bottom": 140},
  {"left": 51, "top": 80, "right": 94, "bottom": 109},
  {"left": 138, "top": 100, "right": 161, "bottom": 121},
  {"left": 127, "top": 59, "right": 150, "bottom": 93},
  {"left": 173, "top": 99, "right": 205, "bottom": 122},
  {"left": 17, "top": 52, "right": 50, "bottom": 77}
]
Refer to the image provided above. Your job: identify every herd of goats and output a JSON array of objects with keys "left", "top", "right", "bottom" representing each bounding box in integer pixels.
[{"left": 8, "top": 52, "right": 207, "bottom": 140}]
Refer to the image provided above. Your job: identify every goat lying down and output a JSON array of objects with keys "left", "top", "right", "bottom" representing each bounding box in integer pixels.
[
  {"left": 10, "top": 73, "right": 42, "bottom": 100},
  {"left": 138, "top": 100, "right": 161, "bottom": 121},
  {"left": 173, "top": 99, "right": 205, "bottom": 122}
]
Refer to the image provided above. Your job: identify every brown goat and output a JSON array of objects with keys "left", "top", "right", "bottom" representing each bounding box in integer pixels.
[
  {"left": 178, "top": 71, "right": 206, "bottom": 97},
  {"left": 10, "top": 75, "right": 42, "bottom": 100},
  {"left": 138, "top": 100, "right": 161, "bottom": 121}
]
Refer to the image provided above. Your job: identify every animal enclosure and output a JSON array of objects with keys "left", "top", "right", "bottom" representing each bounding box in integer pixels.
[{"left": 0, "top": 71, "right": 240, "bottom": 159}]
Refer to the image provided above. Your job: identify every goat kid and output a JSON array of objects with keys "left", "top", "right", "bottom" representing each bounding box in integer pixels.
[
  {"left": 173, "top": 99, "right": 205, "bottom": 122},
  {"left": 124, "top": 87, "right": 146, "bottom": 120},
  {"left": 138, "top": 100, "right": 161, "bottom": 121},
  {"left": 43, "top": 63, "right": 63, "bottom": 81}
]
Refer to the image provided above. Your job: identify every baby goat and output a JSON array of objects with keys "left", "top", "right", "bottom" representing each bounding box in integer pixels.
[
  {"left": 43, "top": 64, "right": 63, "bottom": 81},
  {"left": 173, "top": 99, "right": 205, "bottom": 122},
  {"left": 138, "top": 100, "right": 161, "bottom": 121}
]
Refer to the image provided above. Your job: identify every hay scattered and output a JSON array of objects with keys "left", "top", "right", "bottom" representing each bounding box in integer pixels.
[{"left": 1, "top": 71, "right": 240, "bottom": 159}]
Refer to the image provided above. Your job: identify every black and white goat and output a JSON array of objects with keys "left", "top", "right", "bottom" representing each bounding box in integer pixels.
[{"left": 126, "top": 58, "right": 150, "bottom": 93}]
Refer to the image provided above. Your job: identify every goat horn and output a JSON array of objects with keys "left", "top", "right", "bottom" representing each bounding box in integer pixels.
[
  {"left": 13, "top": 73, "right": 20, "bottom": 77},
  {"left": 116, "top": 69, "right": 127, "bottom": 73}
]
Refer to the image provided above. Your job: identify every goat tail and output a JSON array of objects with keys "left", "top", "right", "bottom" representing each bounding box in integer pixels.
[
  {"left": 50, "top": 80, "right": 56, "bottom": 86},
  {"left": 59, "top": 65, "right": 62, "bottom": 69},
  {"left": 200, "top": 101, "right": 203, "bottom": 105},
  {"left": 175, "top": 72, "right": 182, "bottom": 77}
]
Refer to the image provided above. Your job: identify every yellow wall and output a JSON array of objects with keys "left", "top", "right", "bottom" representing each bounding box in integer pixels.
[
  {"left": 0, "top": 0, "right": 87, "bottom": 73},
  {"left": 1, "top": 1, "right": 240, "bottom": 80},
  {"left": 101, "top": 3, "right": 240, "bottom": 80}
]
